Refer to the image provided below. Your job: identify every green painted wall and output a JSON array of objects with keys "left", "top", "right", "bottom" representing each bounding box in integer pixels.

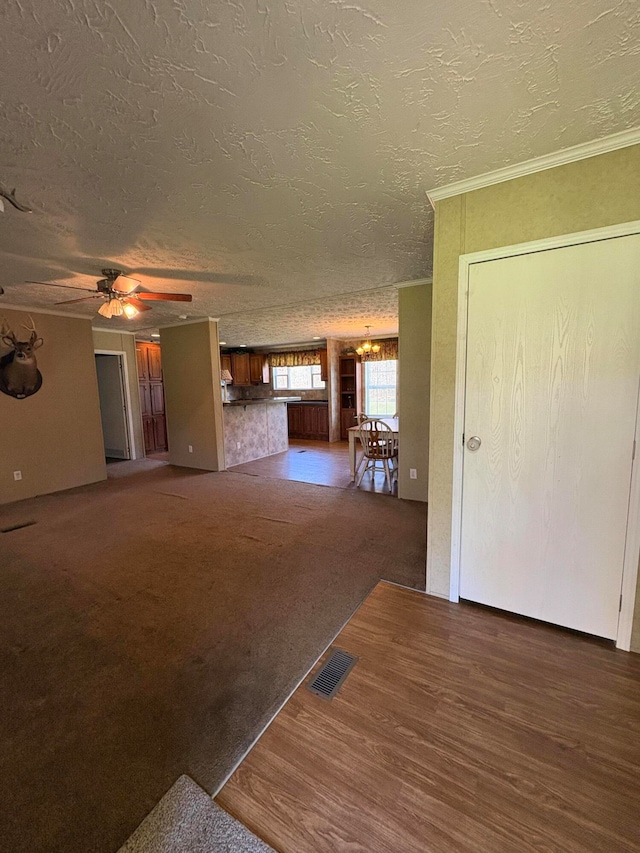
[
  {"left": 1, "top": 310, "right": 106, "bottom": 503},
  {"left": 161, "top": 320, "right": 225, "bottom": 471},
  {"left": 398, "top": 283, "right": 431, "bottom": 502},
  {"left": 428, "top": 144, "right": 640, "bottom": 650}
]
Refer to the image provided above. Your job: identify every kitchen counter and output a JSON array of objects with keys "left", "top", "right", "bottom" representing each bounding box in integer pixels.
[
  {"left": 223, "top": 398, "right": 292, "bottom": 467},
  {"left": 223, "top": 396, "right": 301, "bottom": 407}
]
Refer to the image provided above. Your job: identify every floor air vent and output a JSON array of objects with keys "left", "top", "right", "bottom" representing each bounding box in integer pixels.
[{"left": 307, "top": 648, "right": 358, "bottom": 700}]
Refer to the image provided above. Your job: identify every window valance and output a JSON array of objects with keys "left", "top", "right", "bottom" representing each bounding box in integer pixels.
[{"left": 269, "top": 348, "right": 323, "bottom": 367}]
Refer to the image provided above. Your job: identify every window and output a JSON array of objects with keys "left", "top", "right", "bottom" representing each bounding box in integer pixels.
[
  {"left": 364, "top": 360, "right": 397, "bottom": 416},
  {"left": 272, "top": 365, "right": 325, "bottom": 390}
]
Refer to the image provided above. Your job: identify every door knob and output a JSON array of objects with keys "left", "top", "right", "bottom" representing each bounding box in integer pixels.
[{"left": 466, "top": 436, "right": 481, "bottom": 452}]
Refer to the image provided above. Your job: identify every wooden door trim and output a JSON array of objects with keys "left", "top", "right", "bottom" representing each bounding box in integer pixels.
[
  {"left": 94, "top": 349, "right": 138, "bottom": 460},
  {"left": 447, "top": 219, "right": 640, "bottom": 651}
]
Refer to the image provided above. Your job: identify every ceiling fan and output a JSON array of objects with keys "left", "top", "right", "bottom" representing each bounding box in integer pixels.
[{"left": 25, "top": 268, "right": 193, "bottom": 319}]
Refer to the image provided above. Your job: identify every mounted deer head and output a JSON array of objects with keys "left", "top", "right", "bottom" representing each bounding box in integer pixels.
[{"left": 0, "top": 315, "right": 44, "bottom": 398}]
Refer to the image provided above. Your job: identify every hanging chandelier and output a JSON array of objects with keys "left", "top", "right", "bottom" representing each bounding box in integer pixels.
[{"left": 356, "top": 325, "right": 380, "bottom": 357}]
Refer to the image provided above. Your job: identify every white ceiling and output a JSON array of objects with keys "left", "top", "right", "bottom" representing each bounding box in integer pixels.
[{"left": 1, "top": 0, "right": 638, "bottom": 345}]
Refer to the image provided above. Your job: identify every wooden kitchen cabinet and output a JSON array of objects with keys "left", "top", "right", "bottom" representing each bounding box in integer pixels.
[
  {"left": 319, "top": 349, "right": 328, "bottom": 382},
  {"left": 152, "top": 414, "right": 167, "bottom": 452},
  {"left": 317, "top": 404, "right": 329, "bottom": 436},
  {"left": 287, "top": 403, "right": 303, "bottom": 437},
  {"left": 341, "top": 407, "right": 357, "bottom": 437},
  {"left": 288, "top": 403, "right": 329, "bottom": 440},
  {"left": 147, "top": 346, "right": 163, "bottom": 381},
  {"left": 137, "top": 342, "right": 168, "bottom": 454},
  {"left": 220, "top": 354, "right": 232, "bottom": 376},
  {"left": 302, "top": 405, "right": 318, "bottom": 436},
  {"left": 230, "top": 353, "right": 251, "bottom": 386},
  {"left": 249, "top": 354, "right": 270, "bottom": 384},
  {"left": 136, "top": 344, "right": 149, "bottom": 380}
]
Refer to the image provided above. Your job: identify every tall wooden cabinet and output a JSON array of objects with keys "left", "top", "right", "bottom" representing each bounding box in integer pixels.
[
  {"left": 339, "top": 356, "right": 362, "bottom": 439},
  {"left": 136, "top": 342, "right": 168, "bottom": 454}
]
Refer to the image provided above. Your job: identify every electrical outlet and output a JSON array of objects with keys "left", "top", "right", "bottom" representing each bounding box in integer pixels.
[
  {"left": 236, "top": 441, "right": 241, "bottom": 450},
  {"left": 188, "top": 445, "right": 193, "bottom": 453},
  {"left": 13, "top": 470, "right": 22, "bottom": 481},
  {"left": 409, "top": 468, "right": 417, "bottom": 480}
]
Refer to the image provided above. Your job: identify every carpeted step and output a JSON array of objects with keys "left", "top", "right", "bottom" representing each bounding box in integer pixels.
[{"left": 118, "top": 775, "right": 276, "bottom": 853}]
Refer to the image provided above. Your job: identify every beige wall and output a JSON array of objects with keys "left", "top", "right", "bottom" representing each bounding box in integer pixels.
[
  {"left": 1, "top": 309, "right": 106, "bottom": 504},
  {"left": 326, "top": 338, "right": 342, "bottom": 442},
  {"left": 427, "top": 144, "right": 640, "bottom": 650},
  {"left": 160, "top": 320, "right": 225, "bottom": 470},
  {"left": 92, "top": 329, "right": 144, "bottom": 459},
  {"left": 398, "top": 284, "right": 431, "bottom": 502}
]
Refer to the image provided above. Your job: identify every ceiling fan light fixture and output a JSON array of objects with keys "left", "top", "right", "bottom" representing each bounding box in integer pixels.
[
  {"left": 98, "top": 300, "right": 113, "bottom": 318},
  {"left": 109, "top": 298, "right": 124, "bottom": 317},
  {"left": 122, "top": 301, "right": 139, "bottom": 318}
]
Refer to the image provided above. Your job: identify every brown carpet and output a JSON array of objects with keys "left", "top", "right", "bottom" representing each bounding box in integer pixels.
[{"left": 0, "top": 462, "right": 426, "bottom": 853}]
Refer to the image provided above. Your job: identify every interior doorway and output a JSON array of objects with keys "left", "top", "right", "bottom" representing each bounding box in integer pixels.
[{"left": 95, "top": 353, "right": 132, "bottom": 461}]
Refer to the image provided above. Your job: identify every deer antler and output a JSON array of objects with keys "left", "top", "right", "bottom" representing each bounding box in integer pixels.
[
  {"left": 22, "top": 315, "right": 37, "bottom": 335},
  {"left": 22, "top": 315, "right": 40, "bottom": 343},
  {"left": 1, "top": 317, "right": 17, "bottom": 345},
  {"left": 0, "top": 183, "right": 33, "bottom": 213}
]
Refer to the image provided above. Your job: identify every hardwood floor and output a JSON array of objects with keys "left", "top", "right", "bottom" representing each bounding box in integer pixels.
[
  {"left": 229, "top": 439, "right": 397, "bottom": 495},
  {"left": 217, "top": 583, "right": 640, "bottom": 853}
]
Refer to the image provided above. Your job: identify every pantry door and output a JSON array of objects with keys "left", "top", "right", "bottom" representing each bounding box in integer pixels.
[{"left": 459, "top": 234, "right": 640, "bottom": 639}]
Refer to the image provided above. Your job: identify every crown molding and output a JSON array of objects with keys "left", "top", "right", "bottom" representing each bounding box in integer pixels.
[
  {"left": 156, "top": 316, "right": 220, "bottom": 330},
  {"left": 394, "top": 277, "right": 433, "bottom": 289},
  {"left": 0, "top": 302, "right": 92, "bottom": 321},
  {"left": 427, "top": 126, "right": 640, "bottom": 203},
  {"left": 91, "top": 325, "right": 136, "bottom": 335}
]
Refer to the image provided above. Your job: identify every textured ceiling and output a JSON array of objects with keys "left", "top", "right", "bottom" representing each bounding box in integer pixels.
[
  {"left": 0, "top": 0, "right": 638, "bottom": 345},
  {"left": 217, "top": 285, "right": 399, "bottom": 347}
]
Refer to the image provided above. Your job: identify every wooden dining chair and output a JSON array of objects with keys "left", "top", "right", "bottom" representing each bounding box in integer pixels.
[{"left": 356, "top": 419, "right": 398, "bottom": 490}]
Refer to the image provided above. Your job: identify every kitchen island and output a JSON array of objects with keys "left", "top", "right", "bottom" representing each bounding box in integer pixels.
[{"left": 223, "top": 397, "right": 301, "bottom": 467}]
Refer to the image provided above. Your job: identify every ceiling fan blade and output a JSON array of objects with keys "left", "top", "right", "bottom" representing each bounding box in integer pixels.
[
  {"left": 124, "top": 296, "right": 153, "bottom": 312},
  {"left": 113, "top": 274, "right": 140, "bottom": 294},
  {"left": 129, "top": 267, "right": 260, "bottom": 285},
  {"left": 136, "top": 292, "right": 193, "bottom": 302},
  {"left": 54, "top": 296, "right": 103, "bottom": 305},
  {"left": 25, "top": 281, "right": 96, "bottom": 292}
]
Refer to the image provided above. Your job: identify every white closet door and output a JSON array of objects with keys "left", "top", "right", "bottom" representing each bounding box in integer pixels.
[{"left": 460, "top": 235, "right": 640, "bottom": 639}]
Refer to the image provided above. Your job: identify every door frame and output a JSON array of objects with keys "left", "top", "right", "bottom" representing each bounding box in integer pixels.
[
  {"left": 94, "top": 349, "right": 138, "bottom": 461},
  {"left": 450, "top": 219, "right": 640, "bottom": 650}
]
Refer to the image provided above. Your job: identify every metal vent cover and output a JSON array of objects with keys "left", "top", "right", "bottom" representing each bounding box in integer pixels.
[{"left": 307, "top": 648, "right": 358, "bottom": 700}]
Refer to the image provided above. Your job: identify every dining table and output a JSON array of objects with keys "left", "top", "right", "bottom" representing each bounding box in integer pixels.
[{"left": 347, "top": 416, "right": 399, "bottom": 481}]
